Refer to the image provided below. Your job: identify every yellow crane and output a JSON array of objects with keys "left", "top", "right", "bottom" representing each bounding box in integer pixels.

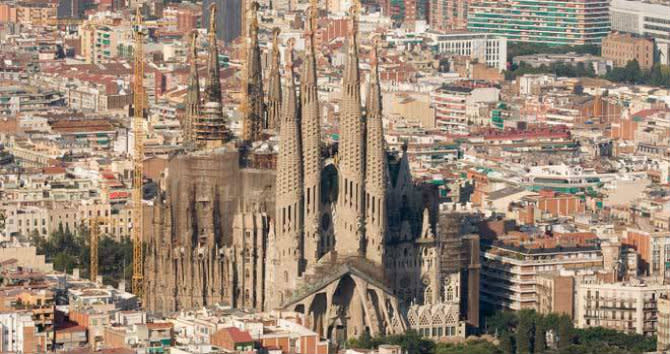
[
  {"left": 131, "top": 7, "right": 146, "bottom": 300},
  {"left": 88, "top": 216, "right": 117, "bottom": 283},
  {"left": 88, "top": 217, "right": 102, "bottom": 283}
]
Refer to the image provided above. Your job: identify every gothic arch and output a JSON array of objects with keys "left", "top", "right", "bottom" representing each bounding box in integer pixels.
[
  {"left": 309, "top": 293, "right": 327, "bottom": 337},
  {"left": 321, "top": 163, "right": 339, "bottom": 204}
]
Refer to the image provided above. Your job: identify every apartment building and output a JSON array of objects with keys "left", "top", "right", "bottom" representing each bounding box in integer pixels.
[
  {"left": 622, "top": 227, "right": 670, "bottom": 278},
  {"left": 431, "top": 83, "right": 500, "bottom": 134},
  {"left": 480, "top": 242, "right": 603, "bottom": 311},
  {"left": 602, "top": 32, "right": 655, "bottom": 70},
  {"left": 0, "top": 85, "right": 63, "bottom": 115},
  {"left": 425, "top": 32, "right": 507, "bottom": 71},
  {"left": 0, "top": 2, "right": 57, "bottom": 25},
  {"left": 575, "top": 279, "right": 668, "bottom": 336},
  {"left": 659, "top": 295, "right": 670, "bottom": 351},
  {"left": 467, "top": 0, "right": 610, "bottom": 45},
  {"left": 80, "top": 20, "right": 131, "bottom": 64},
  {"left": 0, "top": 312, "right": 42, "bottom": 353},
  {"left": 610, "top": 0, "right": 670, "bottom": 65},
  {"left": 429, "top": 0, "right": 468, "bottom": 31}
]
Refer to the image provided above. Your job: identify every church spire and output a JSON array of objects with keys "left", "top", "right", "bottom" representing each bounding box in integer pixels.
[
  {"left": 334, "top": 3, "right": 366, "bottom": 258},
  {"left": 266, "top": 28, "right": 281, "bottom": 131},
  {"left": 204, "top": 3, "right": 222, "bottom": 105},
  {"left": 183, "top": 30, "right": 200, "bottom": 148},
  {"left": 365, "top": 38, "right": 387, "bottom": 265},
  {"left": 197, "top": 3, "right": 229, "bottom": 146},
  {"left": 301, "top": 5, "right": 323, "bottom": 263},
  {"left": 242, "top": 1, "right": 264, "bottom": 142},
  {"left": 272, "top": 38, "right": 303, "bottom": 309}
]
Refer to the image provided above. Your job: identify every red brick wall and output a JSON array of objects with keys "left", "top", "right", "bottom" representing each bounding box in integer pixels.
[{"left": 623, "top": 230, "right": 651, "bottom": 274}]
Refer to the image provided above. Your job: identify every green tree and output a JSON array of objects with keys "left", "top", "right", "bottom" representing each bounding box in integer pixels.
[
  {"left": 516, "top": 310, "right": 534, "bottom": 354},
  {"left": 534, "top": 317, "right": 547, "bottom": 353},
  {"left": 558, "top": 315, "right": 574, "bottom": 350},
  {"left": 435, "top": 339, "right": 502, "bottom": 354},
  {"left": 500, "top": 332, "right": 515, "bottom": 354},
  {"left": 623, "top": 59, "right": 642, "bottom": 83}
]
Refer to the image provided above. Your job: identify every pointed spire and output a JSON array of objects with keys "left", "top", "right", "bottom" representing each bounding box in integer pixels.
[
  {"left": 242, "top": 1, "right": 264, "bottom": 142},
  {"left": 198, "top": 3, "right": 229, "bottom": 145},
  {"left": 183, "top": 30, "right": 200, "bottom": 148},
  {"left": 204, "top": 3, "right": 222, "bottom": 105},
  {"left": 273, "top": 38, "right": 303, "bottom": 308},
  {"left": 343, "top": 3, "right": 360, "bottom": 89},
  {"left": 334, "top": 3, "right": 366, "bottom": 258},
  {"left": 364, "top": 37, "right": 387, "bottom": 265},
  {"left": 420, "top": 208, "right": 434, "bottom": 239},
  {"left": 282, "top": 38, "right": 298, "bottom": 125},
  {"left": 301, "top": 5, "right": 323, "bottom": 263},
  {"left": 266, "top": 28, "right": 282, "bottom": 131}
]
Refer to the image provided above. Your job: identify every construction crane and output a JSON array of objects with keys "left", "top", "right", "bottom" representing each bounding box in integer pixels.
[
  {"left": 131, "top": 7, "right": 145, "bottom": 300},
  {"left": 88, "top": 216, "right": 117, "bottom": 284},
  {"left": 89, "top": 218, "right": 102, "bottom": 283}
]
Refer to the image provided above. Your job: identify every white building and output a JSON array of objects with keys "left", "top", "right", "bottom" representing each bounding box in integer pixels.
[
  {"left": 425, "top": 31, "right": 507, "bottom": 71},
  {"left": 575, "top": 279, "right": 668, "bottom": 336},
  {"left": 610, "top": 0, "right": 670, "bottom": 65},
  {"left": 0, "top": 312, "right": 37, "bottom": 353},
  {"left": 431, "top": 85, "right": 500, "bottom": 134}
]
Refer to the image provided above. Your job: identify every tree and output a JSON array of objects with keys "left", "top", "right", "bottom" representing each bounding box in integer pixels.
[
  {"left": 516, "top": 310, "right": 534, "bottom": 354},
  {"left": 500, "top": 332, "right": 515, "bottom": 354},
  {"left": 534, "top": 318, "right": 547, "bottom": 353},
  {"left": 558, "top": 315, "right": 574, "bottom": 350},
  {"left": 624, "top": 59, "right": 642, "bottom": 83}
]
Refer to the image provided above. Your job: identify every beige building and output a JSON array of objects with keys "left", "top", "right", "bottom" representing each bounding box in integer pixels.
[
  {"left": 481, "top": 243, "right": 603, "bottom": 311},
  {"left": 575, "top": 279, "right": 668, "bottom": 336},
  {"left": 658, "top": 295, "right": 670, "bottom": 351},
  {"left": 384, "top": 92, "right": 435, "bottom": 128},
  {"left": 0, "top": 246, "right": 52, "bottom": 272},
  {"left": 80, "top": 19, "right": 131, "bottom": 64},
  {"left": 601, "top": 32, "right": 655, "bottom": 70}
]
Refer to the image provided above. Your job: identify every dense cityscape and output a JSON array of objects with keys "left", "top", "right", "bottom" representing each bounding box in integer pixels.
[{"left": 0, "top": 0, "right": 668, "bottom": 352}]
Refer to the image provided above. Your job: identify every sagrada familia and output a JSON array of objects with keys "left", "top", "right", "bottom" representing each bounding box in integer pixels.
[{"left": 143, "top": 2, "right": 480, "bottom": 344}]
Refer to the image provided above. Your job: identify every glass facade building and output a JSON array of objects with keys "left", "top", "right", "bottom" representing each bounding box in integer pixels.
[{"left": 467, "top": 0, "right": 610, "bottom": 45}]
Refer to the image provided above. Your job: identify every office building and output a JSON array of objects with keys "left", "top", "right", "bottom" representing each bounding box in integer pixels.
[
  {"left": 610, "top": 0, "right": 670, "bottom": 65},
  {"left": 467, "top": 0, "right": 610, "bottom": 45},
  {"left": 425, "top": 31, "right": 507, "bottom": 71}
]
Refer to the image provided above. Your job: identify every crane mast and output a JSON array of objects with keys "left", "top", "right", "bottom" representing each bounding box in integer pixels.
[
  {"left": 89, "top": 218, "right": 100, "bottom": 283},
  {"left": 131, "top": 7, "right": 145, "bottom": 299}
]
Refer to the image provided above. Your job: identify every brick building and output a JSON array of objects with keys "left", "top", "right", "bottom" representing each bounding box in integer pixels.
[{"left": 602, "top": 32, "right": 655, "bottom": 70}]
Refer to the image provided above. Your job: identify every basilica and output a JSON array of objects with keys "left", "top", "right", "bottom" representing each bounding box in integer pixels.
[{"left": 143, "top": 2, "right": 479, "bottom": 344}]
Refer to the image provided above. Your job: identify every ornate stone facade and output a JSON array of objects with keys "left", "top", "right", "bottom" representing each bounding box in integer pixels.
[{"left": 145, "top": 5, "right": 480, "bottom": 346}]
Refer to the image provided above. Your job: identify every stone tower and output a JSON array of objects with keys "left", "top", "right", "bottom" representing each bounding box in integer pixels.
[
  {"left": 334, "top": 5, "right": 366, "bottom": 258},
  {"left": 273, "top": 39, "right": 303, "bottom": 307},
  {"left": 204, "top": 3, "right": 222, "bottom": 107},
  {"left": 301, "top": 5, "right": 322, "bottom": 264},
  {"left": 183, "top": 31, "right": 200, "bottom": 148},
  {"left": 197, "top": 3, "right": 229, "bottom": 145},
  {"left": 266, "top": 28, "right": 281, "bottom": 131},
  {"left": 364, "top": 39, "right": 386, "bottom": 266},
  {"left": 242, "top": 1, "right": 264, "bottom": 142}
]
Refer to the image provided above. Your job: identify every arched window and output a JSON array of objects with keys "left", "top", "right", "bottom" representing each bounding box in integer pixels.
[
  {"left": 446, "top": 286, "right": 453, "bottom": 301},
  {"left": 424, "top": 287, "right": 433, "bottom": 305}
]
